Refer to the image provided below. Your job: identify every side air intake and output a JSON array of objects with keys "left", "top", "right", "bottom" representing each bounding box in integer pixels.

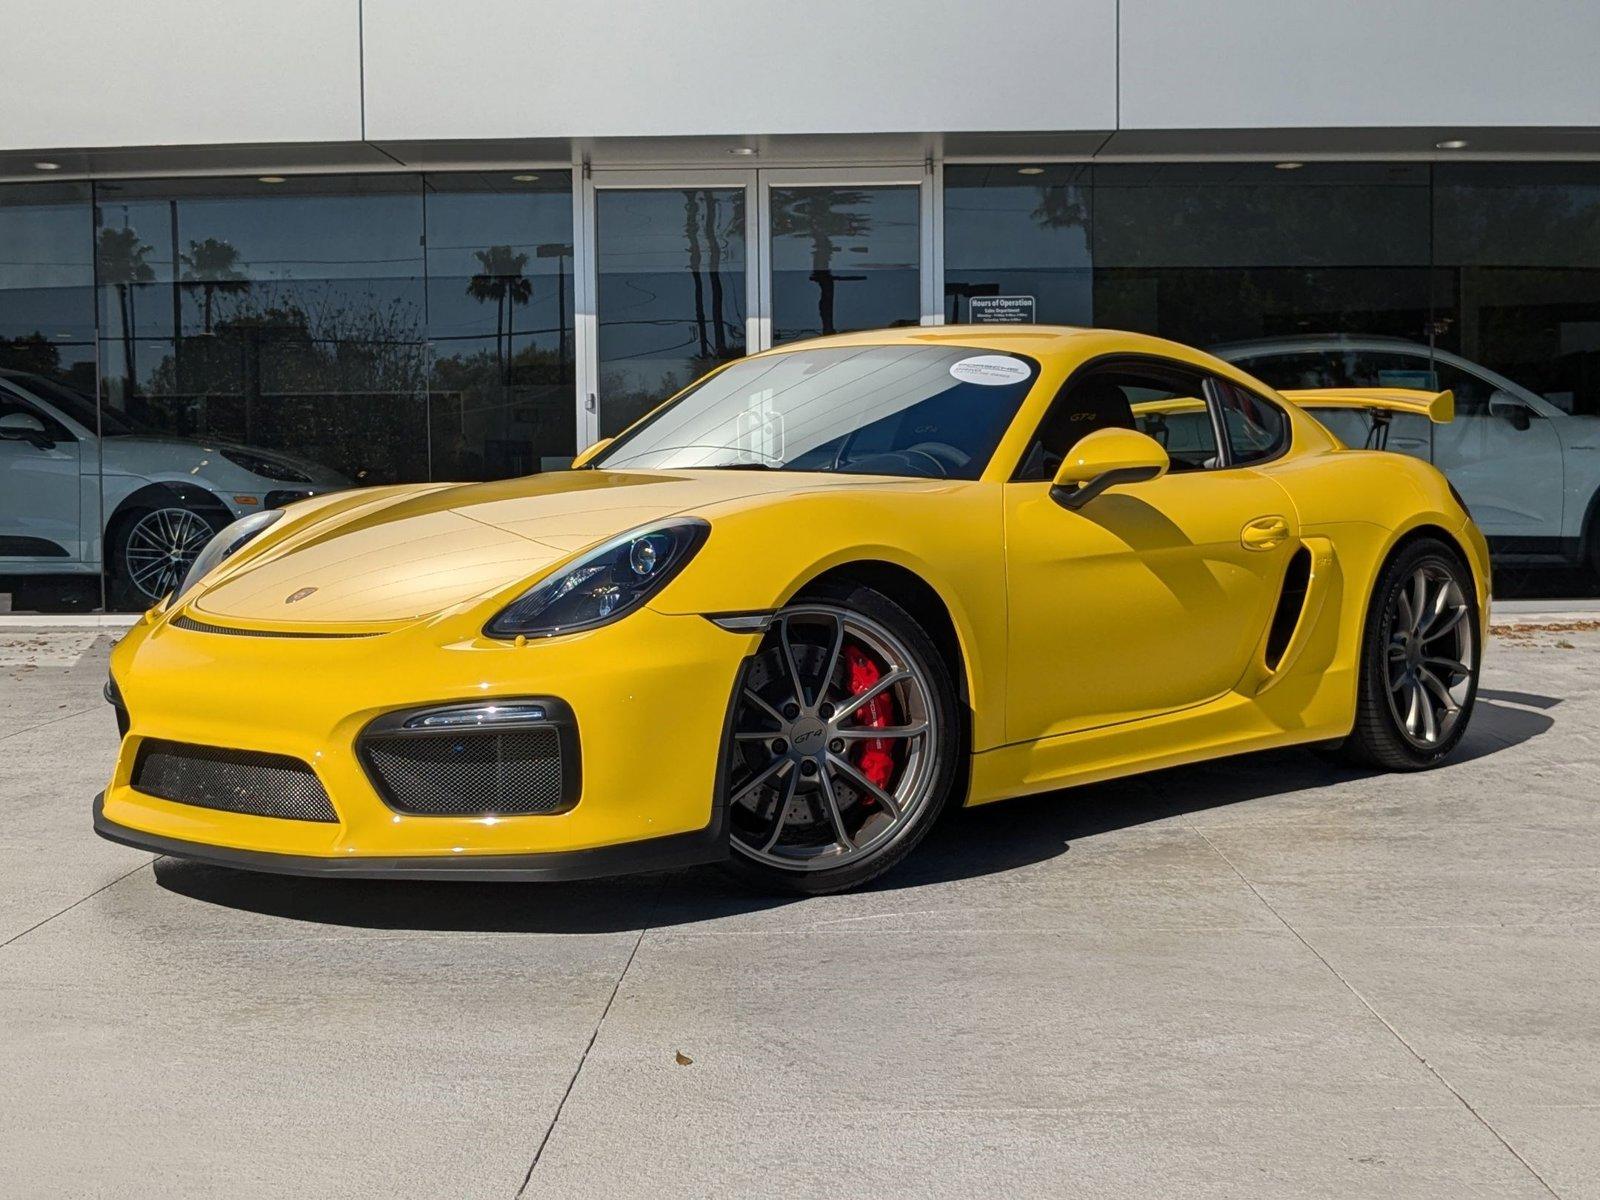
[{"left": 1264, "top": 546, "right": 1313, "bottom": 672}]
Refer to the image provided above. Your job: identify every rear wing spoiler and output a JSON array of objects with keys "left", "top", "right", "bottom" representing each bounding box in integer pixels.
[
  {"left": 1279, "top": 388, "right": 1453, "bottom": 451},
  {"left": 1280, "top": 387, "right": 1455, "bottom": 424}
]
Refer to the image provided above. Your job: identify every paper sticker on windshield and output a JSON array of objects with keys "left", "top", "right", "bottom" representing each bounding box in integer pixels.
[{"left": 949, "top": 355, "right": 1031, "bottom": 387}]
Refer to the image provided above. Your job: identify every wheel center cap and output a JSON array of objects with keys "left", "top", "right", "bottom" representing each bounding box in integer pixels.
[{"left": 788, "top": 717, "right": 827, "bottom": 756}]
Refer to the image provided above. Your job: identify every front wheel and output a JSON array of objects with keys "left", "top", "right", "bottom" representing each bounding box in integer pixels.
[
  {"left": 720, "top": 584, "right": 963, "bottom": 894},
  {"left": 1338, "top": 537, "right": 1481, "bottom": 770}
]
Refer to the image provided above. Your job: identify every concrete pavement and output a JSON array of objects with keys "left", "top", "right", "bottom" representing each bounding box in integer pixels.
[{"left": 1, "top": 625, "right": 1597, "bottom": 1198}]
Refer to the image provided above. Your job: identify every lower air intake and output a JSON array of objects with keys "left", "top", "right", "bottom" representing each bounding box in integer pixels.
[
  {"left": 361, "top": 728, "right": 572, "bottom": 816},
  {"left": 356, "top": 700, "right": 579, "bottom": 817},
  {"left": 132, "top": 740, "right": 337, "bottom": 822}
]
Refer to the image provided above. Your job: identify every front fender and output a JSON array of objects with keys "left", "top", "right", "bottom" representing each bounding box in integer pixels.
[{"left": 648, "top": 483, "right": 1009, "bottom": 751}]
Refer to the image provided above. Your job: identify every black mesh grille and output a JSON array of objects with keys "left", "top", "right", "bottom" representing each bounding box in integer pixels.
[
  {"left": 363, "top": 729, "right": 569, "bottom": 816},
  {"left": 132, "top": 740, "right": 337, "bottom": 822}
]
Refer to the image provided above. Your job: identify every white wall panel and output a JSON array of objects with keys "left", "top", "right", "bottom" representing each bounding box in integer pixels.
[
  {"left": 1, "top": 1, "right": 362, "bottom": 150},
  {"left": 1120, "top": 0, "right": 1600, "bottom": 130},
  {"left": 361, "top": 0, "right": 1117, "bottom": 141}
]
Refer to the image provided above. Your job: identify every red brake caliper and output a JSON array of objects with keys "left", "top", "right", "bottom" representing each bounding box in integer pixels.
[{"left": 842, "top": 644, "right": 896, "bottom": 795}]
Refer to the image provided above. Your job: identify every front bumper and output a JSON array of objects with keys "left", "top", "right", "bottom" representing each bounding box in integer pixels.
[{"left": 99, "top": 604, "right": 757, "bottom": 873}]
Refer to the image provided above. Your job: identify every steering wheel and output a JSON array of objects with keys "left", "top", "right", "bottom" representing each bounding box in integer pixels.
[{"left": 904, "top": 441, "right": 970, "bottom": 476}]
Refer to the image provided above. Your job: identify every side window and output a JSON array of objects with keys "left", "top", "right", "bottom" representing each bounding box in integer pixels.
[
  {"left": 1210, "top": 378, "right": 1288, "bottom": 465},
  {"left": 1016, "top": 360, "right": 1217, "bottom": 480}
]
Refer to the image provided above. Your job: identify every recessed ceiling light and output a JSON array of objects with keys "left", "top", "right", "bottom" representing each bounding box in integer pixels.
[
  {"left": 1274, "top": 161, "right": 1304, "bottom": 170},
  {"left": 33, "top": 161, "right": 61, "bottom": 171},
  {"left": 1435, "top": 139, "right": 1470, "bottom": 150},
  {"left": 1017, "top": 166, "right": 1045, "bottom": 175},
  {"left": 727, "top": 147, "right": 757, "bottom": 156},
  {"left": 258, "top": 175, "right": 286, "bottom": 184},
  {"left": 512, "top": 173, "right": 539, "bottom": 182}
]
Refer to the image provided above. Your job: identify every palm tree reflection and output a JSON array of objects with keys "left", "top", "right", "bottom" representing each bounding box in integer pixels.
[
  {"left": 770, "top": 188, "right": 871, "bottom": 337},
  {"left": 179, "top": 237, "right": 250, "bottom": 335},
  {"left": 96, "top": 226, "right": 155, "bottom": 395},
  {"left": 467, "top": 245, "right": 533, "bottom": 382}
]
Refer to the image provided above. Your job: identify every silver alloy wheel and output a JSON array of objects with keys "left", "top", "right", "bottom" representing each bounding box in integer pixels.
[
  {"left": 727, "top": 605, "right": 938, "bottom": 872},
  {"left": 122, "top": 507, "right": 215, "bottom": 602},
  {"left": 1383, "top": 563, "right": 1476, "bottom": 749}
]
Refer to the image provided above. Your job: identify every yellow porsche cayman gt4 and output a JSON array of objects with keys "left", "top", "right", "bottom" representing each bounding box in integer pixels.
[{"left": 96, "top": 327, "right": 1488, "bottom": 893}]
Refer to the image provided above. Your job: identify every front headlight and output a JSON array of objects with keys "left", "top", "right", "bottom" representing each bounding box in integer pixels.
[
  {"left": 485, "top": 520, "right": 709, "bottom": 639},
  {"left": 220, "top": 447, "right": 313, "bottom": 483},
  {"left": 175, "top": 508, "right": 284, "bottom": 600}
]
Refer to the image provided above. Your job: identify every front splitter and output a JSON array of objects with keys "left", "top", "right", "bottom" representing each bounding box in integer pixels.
[{"left": 93, "top": 793, "right": 728, "bottom": 882}]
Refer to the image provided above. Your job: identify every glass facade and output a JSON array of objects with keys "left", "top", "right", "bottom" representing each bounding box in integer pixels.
[
  {"left": 944, "top": 162, "right": 1600, "bottom": 421},
  {"left": 3, "top": 160, "right": 1598, "bottom": 613},
  {"left": 944, "top": 164, "right": 1091, "bottom": 325},
  {"left": 1, "top": 171, "right": 573, "bottom": 613}
]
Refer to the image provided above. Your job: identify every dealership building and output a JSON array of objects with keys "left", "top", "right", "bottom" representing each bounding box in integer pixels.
[{"left": 3, "top": 1, "right": 1599, "bottom": 613}]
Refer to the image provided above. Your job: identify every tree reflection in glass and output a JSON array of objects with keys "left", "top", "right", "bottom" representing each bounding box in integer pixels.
[
  {"left": 179, "top": 238, "right": 249, "bottom": 335},
  {"left": 467, "top": 245, "right": 533, "bottom": 383},
  {"left": 96, "top": 226, "right": 155, "bottom": 397},
  {"left": 595, "top": 187, "right": 746, "bottom": 436},
  {"left": 769, "top": 186, "right": 918, "bottom": 344}
]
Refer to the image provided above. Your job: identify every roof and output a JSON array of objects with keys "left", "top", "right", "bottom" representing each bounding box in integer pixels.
[{"left": 763, "top": 324, "right": 1217, "bottom": 364}]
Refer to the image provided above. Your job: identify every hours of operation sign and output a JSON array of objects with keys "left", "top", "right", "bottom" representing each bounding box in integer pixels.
[{"left": 968, "top": 295, "right": 1036, "bottom": 324}]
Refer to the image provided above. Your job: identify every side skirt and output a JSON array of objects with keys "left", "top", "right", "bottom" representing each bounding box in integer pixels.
[{"left": 965, "top": 673, "right": 1355, "bottom": 807}]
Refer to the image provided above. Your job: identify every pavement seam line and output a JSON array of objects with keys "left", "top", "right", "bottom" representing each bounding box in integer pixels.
[
  {"left": 514, "top": 878, "right": 665, "bottom": 1197},
  {"left": 0, "top": 705, "right": 101, "bottom": 744},
  {"left": 1185, "top": 818, "right": 1563, "bottom": 1199},
  {"left": 0, "top": 857, "right": 153, "bottom": 953}
]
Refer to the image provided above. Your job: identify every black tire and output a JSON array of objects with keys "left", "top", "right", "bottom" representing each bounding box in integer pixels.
[
  {"left": 107, "top": 503, "right": 228, "bottom": 610},
  {"left": 1336, "top": 536, "right": 1481, "bottom": 770},
  {"left": 720, "top": 581, "right": 964, "bottom": 895}
]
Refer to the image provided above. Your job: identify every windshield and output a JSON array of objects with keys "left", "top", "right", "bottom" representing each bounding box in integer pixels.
[{"left": 594, "top": 344, "right": 1040, "bottom": 480}]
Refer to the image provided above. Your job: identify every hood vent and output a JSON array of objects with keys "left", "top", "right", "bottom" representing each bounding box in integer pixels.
[{"left": 171, "top": 614, "right": 381, "bottom": 639}]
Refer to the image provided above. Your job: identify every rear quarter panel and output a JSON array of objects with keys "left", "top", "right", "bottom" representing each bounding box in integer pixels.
[{"left": 1263, "top": 446, "right": 1490, "bottom": 710}]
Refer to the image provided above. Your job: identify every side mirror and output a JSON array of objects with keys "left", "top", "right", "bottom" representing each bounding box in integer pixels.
[
  {"left": 571, "top": 436, "right": 613, "bottom": 469},
  {"left": 1488, "top": 391, "right": 1532, "bottom": 432},
  {"left": 0, "top": 411, "right": 53, "bottom": 449},
  {"left": 1050, "top": 428, "right": 1170, "bottom": 511}
]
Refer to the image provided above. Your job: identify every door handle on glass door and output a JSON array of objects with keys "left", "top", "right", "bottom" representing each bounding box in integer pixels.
[{"left": 1241, "top": 516, "right": 1290, "bottom": 551}]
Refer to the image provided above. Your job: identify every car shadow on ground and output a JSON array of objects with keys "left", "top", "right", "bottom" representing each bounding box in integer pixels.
[{"left": 151, "top": 692, "right": 1558, "bottom": 935}]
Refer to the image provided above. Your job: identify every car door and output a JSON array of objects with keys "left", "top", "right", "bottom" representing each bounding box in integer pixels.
[
  {"left": 0, "top": 387, "right": 83, "bottom": 564},
  {"left": 1424, "top": 359, "right": 1564, "bottom": 541},
  {"left": 1003, "top": 360, "right": 1300, "bottom": 744}
]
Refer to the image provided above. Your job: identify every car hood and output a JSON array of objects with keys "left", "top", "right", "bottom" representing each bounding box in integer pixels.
[
  {"left": 101, "top": 435, "right": 349, "bottom": 486},
  {"left": 188, "top": 469, "right": 871, "bottom": 626}
]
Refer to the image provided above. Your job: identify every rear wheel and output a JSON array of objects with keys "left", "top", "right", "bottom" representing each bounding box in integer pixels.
[
  {"left": 720, "top": 583, "right": 962, "bottom": 894},
  {"left": 1338, "top": 537, "right": 1481, "bottom": 770}
]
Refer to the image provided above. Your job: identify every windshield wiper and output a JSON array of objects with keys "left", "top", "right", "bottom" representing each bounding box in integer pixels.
[{"left": 697, "top": 461, "right": 784, "bottom": 470}]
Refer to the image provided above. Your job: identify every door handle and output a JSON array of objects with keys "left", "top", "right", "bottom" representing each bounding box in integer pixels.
[{"left": 1241, "top": 515, "right": 1290, "bottom": 551}]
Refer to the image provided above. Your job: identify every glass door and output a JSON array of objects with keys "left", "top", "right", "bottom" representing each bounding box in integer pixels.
[
  {"left": 588, "top": 171, "right": 757, "bottom": 439},
  {"left": 580, "top": 165, "right": 936, "bottom": 447},
  {"left": 758, "top": 167, "right": 930, "bottom": 348}
]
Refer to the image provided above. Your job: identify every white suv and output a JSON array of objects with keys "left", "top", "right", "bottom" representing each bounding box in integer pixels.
[
  {"left": 0, "top": 370, "right": 348, "bottom": 607},
  {"left": 1217, "top": 335, "right": 1600, "bottom": 572}
]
